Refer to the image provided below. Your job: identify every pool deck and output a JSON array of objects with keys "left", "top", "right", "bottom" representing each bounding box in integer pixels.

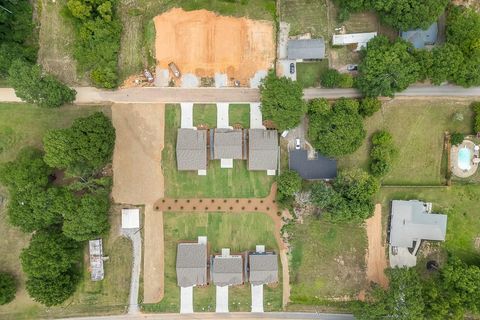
[{"left": 451, "top": 140, "right": 478, "bottom": 178}]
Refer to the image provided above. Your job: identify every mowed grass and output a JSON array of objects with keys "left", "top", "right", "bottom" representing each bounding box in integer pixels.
[
  {"left": 296, "top": 61, "right": 329, "bottom": 88},
  {"left": 339, "top": 100, "right": 474, "bottom": 185},
  {"left": 280, "top": 0, "right": 328, "bottom": 37},
  {"left": 193, "top": 104, "right": 217, "bottom": 128},
  {"left": 162, "top": 105, "right": 274, "bottom": 198},
  {"left": 287, "top": 217, "right": 367, "bottom": 304},
  {"left": 229, "top": 104, "right": 250, "bottom": 128},
  {"left": 377, "top": 185, "right": 480, "bottom": 265},
  {"left": 142, "top": 212, "right": 282, "bottom": 313}
]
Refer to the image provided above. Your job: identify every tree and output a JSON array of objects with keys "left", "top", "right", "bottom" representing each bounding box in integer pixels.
[
  {"left": 8, "top": 60, "right": 76, "bottom": 108},
  {"left": 369, "top": 130, "right": 397, "bottom": 177},
  {"left": 308, "top": 98, "right": 365, "bottom": 157},
  {"left": 473, "top": 102, "right": 480, "bottom": 133},
  {"left": 429, "top": 44, "right": 464, "bottom": 85},
  {"left": 0, "top": 272, "right": 15, "bottom": 305},
  {"left": 320, "top": 69, "right": 353, "bottom": 88},
  {"left": 356, "top": 36, "right": 420, "bottom": 97},
  {"left": 25, "top": 273, "right": 79, "bottom": 307},
  {"left": 62, "top": 191, "right": 110, "bottom": 241},
  {"left": 259, "top": 72, "right": 306, "bottom": 131},
  {"left": 359, "top": 97, "right": 381, "bottom": 117},
  {"left": 413, "top": 49, "right": 433, "bottom": 82},
  {"left": 450, "top": 132, "right": 464, "bottom": 146},
  {"left": 276, "top": 170, "right": 302, "bottom": 205}
]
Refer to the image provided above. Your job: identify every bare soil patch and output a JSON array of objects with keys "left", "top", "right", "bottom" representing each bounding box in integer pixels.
[
  {"left": 365, "top": 204, "right": 388, "bottom": 288},
  {"left": 153, "top": 8, "right": 275, "bottom": 85}
]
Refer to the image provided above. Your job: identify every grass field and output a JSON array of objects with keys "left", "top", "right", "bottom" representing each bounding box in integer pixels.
[
  {"left": 229, "top": 104, "right": 250, "bottom": 128},
  {"left": 142, "top": 212, "right": 282, "bottom": 313},
  {"left": 338, "top": 100, "right": 474, "bottom": 185},
  {"left": 286, "top": 217, "right": 367, "bottom": 304},
  {"left": 296, "top": 61, "right": 329, "bottom": 88},
  {"left": 193, "top": 104, "right": 217, "bottom": 128},
  {"left": 162, "top": 105, "right": 274, "bottom": 198},
  {"left": 280, "top": 0, "right": 329, "bottom": 37}
]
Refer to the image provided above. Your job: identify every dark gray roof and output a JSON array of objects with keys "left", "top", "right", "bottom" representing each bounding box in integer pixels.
[
  {"left": 249, "top": 253, "right": 278, "bottom": 285},
  {"left": 289, "top": 150, "right": 337, "bottom": 180},
  {"left": 212, "top": 256, "right": 243, "bottom": 286},
  {"left": 213, "top": 129, "right": 243, "bottom": 159},
  {"left": 287, "top": 39, "right": 325, "bottom": 60},
  {"left": 389, "top": 200, "right": 447, "bottom": 248},
  {"left": 401, "top": 22, "right": 438, "bottom": 49},
  {"left": 248, "top": 129, "right": 278, "bottom": 171},
  {"left": 176, "top": 243, "right": 207, "bottom": 287},
  {"left": 176, "top": 129, "right": 207, "bottom": 171}
]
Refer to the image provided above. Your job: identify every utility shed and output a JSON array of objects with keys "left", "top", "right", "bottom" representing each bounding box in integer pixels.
[
  {"left": 211, "top": 249, "right": 243, "bottom": 287},
  {"left": 213, "top": 129, "right": 243, "bottom": 160},
  {"left": 249, "top": 253, "right": 278, "bottom": 285},
  {"left": 287, "top": 39, "right": 326, "bottom": 60},
  {"left": 401, "top": 22, "right": 438, "bottom": 49},
  {"left": 176, "top": 241, "right": 208, "bottom": 287},
  {"left": 89, "top": 239, "right": 104, "bottom": 281},
  {"left": 332, "top": 32, "right": 377, "bottom": 50},
  {"left": 176, "top": 128, "right": 207, "bottom": 171},
  {"left": 248, "top": 129, "right": 278, "bottom": 172},
  {"left": 121, "top": 208, "right": 140, "bottom": 229}
]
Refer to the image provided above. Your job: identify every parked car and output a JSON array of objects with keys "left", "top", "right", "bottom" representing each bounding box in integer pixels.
[
  {"left": 289, "top": 63, "right": 295, "bottom": 74},
  {"left": 168, "top": 62, "right": 181, "bottom": 78},
  {"left": 347, "top": 64, "right": 358, "bottom": 71},
  {"left": 295, "top": 138, "right": 301, "bottom": 150}
]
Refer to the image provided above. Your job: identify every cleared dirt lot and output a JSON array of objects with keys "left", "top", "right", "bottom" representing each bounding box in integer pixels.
[
  {"left": 111, "top": 103, "right": 165, "bottom": 303},
  {"left": 365, "top": 204, "right": 388, "bottom": 288},
  {"left": 154, "top": 8, "right": 275, "bottom": 85}
]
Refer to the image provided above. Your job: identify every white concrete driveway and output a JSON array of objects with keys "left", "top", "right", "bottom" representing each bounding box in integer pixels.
[
  {"left": 251, "top": 284, "right": 264, "bottom": 313},
  {"left": 215, "top": 286, "right": 229, "bottom": 313},
  {"left": 217, "top": 103, "right": 231, "bottom": 129},
  {"left": 122, "top": 229, "right": 142, "bottom": 314},
  {"left": 250, "top": 103, "right": 265, "bottom": 129},
  {"left": 279, "top": 60, "right": 296, "bottom": 81},
  {"left": 181, "top": 103, "right": 194, "bottom": 128},
  {"left": 180, "top": 286, "right": 194, "bottom": 314}
]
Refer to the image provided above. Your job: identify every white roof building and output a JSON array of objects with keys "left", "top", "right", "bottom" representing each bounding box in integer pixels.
[
  {"left": 122, "top": 208, "right": 140, "bottom": 229},
  {"left": 332, "top": 32, "right": 377, "bottom": 51}
]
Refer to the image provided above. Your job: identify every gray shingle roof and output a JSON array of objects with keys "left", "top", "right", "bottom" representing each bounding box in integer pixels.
[
  {"left": 287, "top": 39, "right": 325, "bottom": 60},
  {"left": 176, "top": 129, "right": 207, "bottom": 171},
  {"left": 249, "top": 253, "right": 278, "bottom": 285},
  {"left": 248, "top": 129, "right": 278, "bottom": 171},
  {"left": 212, "top": 256, "right": 243, "bottom": 286},
  {"left": 401, "top": 22, "right": 438, "bottom": 49},
  {"left": 176, "top": 243, "right": 207, "bottom": 287},
  {"left": 389, "top": 200, "right": 447, "bottom": 248},
  {"left": 213, "top": 129, "right": 243, "bottom": 159}
]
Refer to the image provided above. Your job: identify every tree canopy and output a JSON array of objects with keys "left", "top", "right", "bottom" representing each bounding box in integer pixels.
[
  {"left": 0, "top": 272, "right": 16, "bottom": 305},
  {"left": 369, "top": 130, "right": 397, "bottom": 177},
  {"left": 276, "top": 170, "right": 302, "bottom": 206},
  {"left": 259, "top": 72, "right": 307, "bottom": 131},
  {"left": 308, "top": 98, "right": 365, "bottom": 157},
  {"left": 359, "top": 97, "right": 381, "bottom": 117}
]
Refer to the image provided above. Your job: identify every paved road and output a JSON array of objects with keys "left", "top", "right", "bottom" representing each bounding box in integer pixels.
[{"left": 60, "top": 312, "right": 355, "bottom": 320}]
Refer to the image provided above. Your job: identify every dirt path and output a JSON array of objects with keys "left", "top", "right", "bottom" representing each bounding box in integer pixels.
[
  {"left": 365, "top": 204, "right": 388, "bottom": 288},
  {"left": 111, "top": 103, "right": 165, "bottom": 304}
]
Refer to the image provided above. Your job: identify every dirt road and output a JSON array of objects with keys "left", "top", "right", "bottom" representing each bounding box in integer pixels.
[{"left": 365, "top": 204, "right": 388, "bottom": 288}]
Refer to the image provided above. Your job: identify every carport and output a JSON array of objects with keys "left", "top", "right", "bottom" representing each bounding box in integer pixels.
[{"left": 289, "top": 149, "right": 337, "bottom": 180}]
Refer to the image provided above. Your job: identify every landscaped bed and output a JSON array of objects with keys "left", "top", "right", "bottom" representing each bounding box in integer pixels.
[{"left": 142, "top": 212, "right": 282, "bottom": 313}]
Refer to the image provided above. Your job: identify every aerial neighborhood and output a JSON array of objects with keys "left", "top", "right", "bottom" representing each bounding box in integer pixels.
[{"left": 3, "top": 0, "right": 480, "bottom": 319}]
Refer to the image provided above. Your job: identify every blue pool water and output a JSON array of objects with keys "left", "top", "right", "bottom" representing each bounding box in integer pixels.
[{"left": 458, "top": 147, "right": 472, "bottom": 171}]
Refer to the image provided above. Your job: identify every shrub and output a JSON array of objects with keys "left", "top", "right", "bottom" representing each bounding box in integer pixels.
[
  {"left": 339, "top": 73, "right": 354, "bottom": 88},
  {"left": 0, "top": 273, "right": 16, "bottom": 305},
  {"left": 472, "top": 102, "right": 480, "bottom": 133},
  {"left": 450, "top": 132, "right": 464, "bottom": 146},
  {"left": 276, "top": 170, "right": 302, "bottom": 206},
  {"left": 320, "top": 69, "right": 342, "bottom": 88},
  {"left": 359, "top": 97, "right": 381, "bottom": 117},
  {"left": 369, "top": 130, "right": 397, "bottom": 178}
]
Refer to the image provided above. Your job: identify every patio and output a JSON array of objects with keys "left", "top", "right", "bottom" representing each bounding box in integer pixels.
[{"left": 451, "top": 139, "right": 478, "bottom": 178}]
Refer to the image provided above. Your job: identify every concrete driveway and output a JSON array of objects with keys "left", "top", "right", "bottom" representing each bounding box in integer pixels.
[
  {"left": 251, "top": 284, "right": 264, "bottom": 313},
  {"left": 122, "top": 228, "right": 142, "bottom": 314},
  {"left": 215, "top": 286, "right": 229, "bottom": 313},
  {"left": 278, "top": 60, "right": 296, "bottom": 81},
  {"left": 181, "top": 103, "right": 194, "bottom": 128},
  {"left": 180, "top": 286, "right": 194, "bottom": 314},
  {"left": 250, "top": 103, "right": 265, "bottom": 129},
  {"left": 217, "top": 103, "right": 231, "bottom": 129}
]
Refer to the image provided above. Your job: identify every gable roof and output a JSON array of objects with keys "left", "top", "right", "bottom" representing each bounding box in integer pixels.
[
  {"left": 213, "top": 129, "right": 243, "bottom": 159},
  {"left": 287, "top": 39, "right": 325, "bottom": 60},
  {"left": 176, "top": 243, "right": 208, "bottom": 287},
  {"left": 401, "top": 22, "right": 438, "bottom": 49},
  {"left": 212, "top": 256, "right": 243, "bottom": 286},
  {"left": 176, "top": 129, "right": 207, "bottom": 171},
  {"left": 248, "top": 129, "right": 278, "bottom": 171},
  {"left": 289, "top": 150, "right": 337, "bottom": 180},
  {"left": 249, "top": 253, "right": 278, "bottom": 285},
  {"left": 332, "top": 32, "right": 377, "bottom": 50},
  {"left": 389, "top": 200, "right": 447, "bottom": 248}
]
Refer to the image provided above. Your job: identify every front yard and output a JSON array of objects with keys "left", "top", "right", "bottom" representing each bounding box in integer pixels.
[
  {"left": 142, "top": 212, "right": 282, "bottom": 313},
  {"left": 296, "top": 61, "right": 329, "bottom": 88}
]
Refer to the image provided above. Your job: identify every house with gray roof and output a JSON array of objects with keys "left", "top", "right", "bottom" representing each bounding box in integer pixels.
[
  {"left": 176, "top": 129, "right": 207, "bottom": 173},
  {"left": 287, "top": 39, "right": 325, "bottom": 60},
  {"left": 211, "top": 248, "right": 243, "bottom": 287},
  {"left": 401, "top": 22, "right": 438, "bottom": 49},
  {"left": 248, "top": 129, "right": 278, "bottom": 174},
  {"left": 249, "top": 252, "right": 278, "bottom": 285},
  {"left": 176, "top": 237, "right": 208, "bottom": 287},
  {"left": 213, "top": 129, "right": 244, "bottom": 161},
  {"left": 389, "top": 200, "right": 447, "bottom": 267}
]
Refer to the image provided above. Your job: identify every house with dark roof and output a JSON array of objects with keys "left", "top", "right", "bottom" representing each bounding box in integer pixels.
[
  {"left": 248, "top": 129, "right": 278, "bottom": 175},
  {"left": 211, "top": 248, "right": 244, "bottom": 287},
  {"left": 176, "top": 128, "right": 207, "bottom": 174},
  {"left": 176, "top": 237, "right": 208, "bottom": 287},
  {"left": 287, "top": 39, "right": 325, "bottom": 60},
  {"left": 249, "top": 251, "right": 278, "bottom": 286},
  {"left": 401, "top": 22, "right": 438, "bottom": 49},
  {"left": 289, "top": 149, "right": 337, "bottom": 180}
]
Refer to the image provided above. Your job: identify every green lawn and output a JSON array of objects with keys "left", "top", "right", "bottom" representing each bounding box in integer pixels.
[
  {"left": 280, "top": 0, "right": 328, "bottom": 37},
  {"left": 286, "top": 217, "right": 367, "bottom": 304},
  {"left": 162, "top": 105, "right": 274, "bottom": 198},
  {"left": 338, "top": 100, "right": 474, "bottom": 185},
  {"left": 229, "top": 104, "right": 250, "bottom": 128},
  {"left": 193, "top": 104, "right": 217, "bottom": 128},
  {"left": 142, "top": 212, "right": 282, "bottom": 313},
  {"left": 296, "top": 61, "right": 329, "bottom": 88}
]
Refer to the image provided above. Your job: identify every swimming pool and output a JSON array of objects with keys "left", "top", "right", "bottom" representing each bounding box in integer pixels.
[{"left": 458, "top": 147, "right": 472, "bottom": 171}]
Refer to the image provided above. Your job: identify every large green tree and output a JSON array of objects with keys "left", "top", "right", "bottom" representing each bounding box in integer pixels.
[
  {"left": 259, "top": 72, "right": 306, "bottom": 131},
  {"left": 429, "top": 44, "right": 464, "bottom": 85},
  {"left": 308, "top": 98, "right": 365, "bottom": 157},
  {"left": 276, "top": 170, "right": 302, "bottom": 205},
  {"left": 356, "top": 36, "right": 420, "bottom": 97},
  {"left": 0, "top": 272, "right": 16, "bottom": 305}
]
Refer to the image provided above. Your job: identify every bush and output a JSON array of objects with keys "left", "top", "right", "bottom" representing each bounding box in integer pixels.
[
  {"left": 320, "top": 69, "right": 342, "bottom": 88},
  {"left": 472, "top": 102, "right": 480, "bottom": 133},
  {"left": 369, "top": 130, "right": 397, "bottom": 177},
  {"left": 0, "top": 273, "right": 16, "bottom": 305},
  {"left": 276, "top": 170, "right": 302, "bottom": 206},
  {"left": 359, "top": 97, "right": 381, "bottom": 117},
  {"left": 450, "top": 132, "right": 464, "bottom": 146}
]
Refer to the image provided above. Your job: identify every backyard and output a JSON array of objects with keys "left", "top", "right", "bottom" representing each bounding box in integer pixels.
[
  {"left": 162, "top": 105, "right": 274, "bottom": 198},
  {"left": 142, "top": 212, "right": 282, "bottom": 313}
]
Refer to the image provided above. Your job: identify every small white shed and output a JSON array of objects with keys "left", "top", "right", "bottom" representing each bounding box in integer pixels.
[{"left": 122, "top": 208, "right": 140, "bottom": 229}]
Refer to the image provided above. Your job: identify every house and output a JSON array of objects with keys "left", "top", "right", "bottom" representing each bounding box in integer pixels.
[
  {"left": 248, "top": 129, "right": 278, "bottom": 175},
  {"left": 176, "top": 128, "right": 208, "bottom": 175},
  {"left": 389, "top": 200, "right": 447, "bottom": 267},
  {"left": 332, "top": 32, "right": 377, "bottom": 51},
  {"left": 176, "top": 237, "right": 208, "bottom": 287},
  {"left": 89, "top": 239, "right": 105, "bottom": 281},
  {"left": 288, "top": 149, "right": 337, "bottom": 180},
  {"left": 213, "top": 129, "right": 244, "bottom": 168},
  {"left": 211, "top": 248, "right": 244, "bottom": 287},
  {"left": 401, "top": 22, "right": 438, "bottom": 49},
  {"left": 248, "top": 246, "right": 278, "bottom": 285},
  {"left": 287, "top": 39, "right": 326, "bottom": 61}
]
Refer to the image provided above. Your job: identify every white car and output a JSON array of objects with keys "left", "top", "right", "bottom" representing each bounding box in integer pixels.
[{"left": 295, "top": 138, "right": 301, "bottom": 150}]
